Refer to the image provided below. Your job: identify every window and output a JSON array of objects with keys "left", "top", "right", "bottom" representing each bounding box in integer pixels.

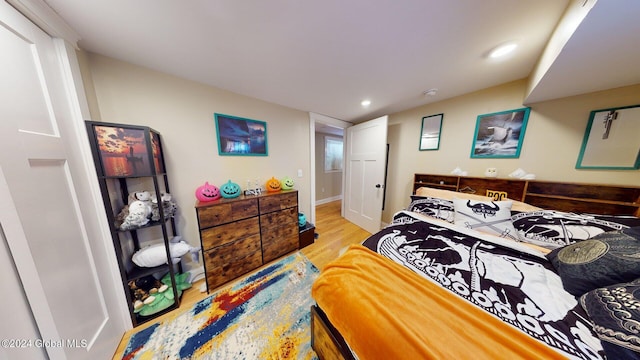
[{"left": 324, "top": 136, "right": 343, "bottom": 172}]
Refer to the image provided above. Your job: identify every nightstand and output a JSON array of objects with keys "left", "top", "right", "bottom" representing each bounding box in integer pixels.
[{"left": 299, "top": 222, "right": 316, "bottom": 249}]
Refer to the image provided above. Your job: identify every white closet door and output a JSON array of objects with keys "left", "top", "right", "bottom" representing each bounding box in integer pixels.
[{"left": 0, "top": 2, "right": 126, "bottom": 359}]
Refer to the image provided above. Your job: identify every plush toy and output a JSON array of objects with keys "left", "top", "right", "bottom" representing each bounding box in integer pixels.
[
  {"left": 150, "top": 192, "right": 178, "bottom": 221},
  {"left": 115, "top": 191, "right": 153, "bottom": 230},
  {"left": 131, "top": 237, "right": 200, "bottom": 267},
  {"left": 266, "top": 177, "right": 281, "bottom": 193},
  {"left": 220, "top": 180, "right": 241, "bottom": 199},
  {"left": 119, "top": 200, "right": 151, "bottom": 230},
  {"left": 128, "top": 275, "right": 163, "bottom": 310},
  {"left": 129, "top": 190, "right": 152, "bottom": 204},
  {"left": 130, "top": 272, "right": 193, "bottom": 316},
  {"left": 281, "top": 176, "right": 294, "bottom": 191},
  {"left": 195, "top": 182, "right": 221, "bottom": 202}
]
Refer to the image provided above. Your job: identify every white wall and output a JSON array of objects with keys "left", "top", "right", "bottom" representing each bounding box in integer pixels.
[
  {"left": 84, "top": 53, "right": 311, "bottom": 268},
  {"left": 383, "top": 79, "right": 640, "bottom": 223},
  {"left": 81, "top": 53, "right": 640, "bottom": 238},
  {"left": 314, "top": 132, "right": 343, "bottom": 203}
]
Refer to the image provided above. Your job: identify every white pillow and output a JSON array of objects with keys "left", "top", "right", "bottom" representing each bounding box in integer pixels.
[
  {"left": 132, "top": 241, "right": 192, "bottom": 268},
  {"left": 453, "top": 198, "right": 519, "bottom": 241}
]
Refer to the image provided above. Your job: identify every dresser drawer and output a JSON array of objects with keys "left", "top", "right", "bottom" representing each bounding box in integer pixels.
[
  {"left": 201, "top": 217, "right": 259, "bottom": 249},
  {"left": 197, "top": 198, "right": 258, "bottom": 228},
  {"left": 260, "top": 207, "right": 297, "bottom": 229},
  {"left": 205, "top": 243, "right": 262, "bottom": 290},
  {"left": 261, "top": 223, "right": 297, "bottom": 244},
  {"left": 263, "top": 233, "right": 298, "bottom": 263},
  {"left": 204, "top": 233, "right": 261, "bottom": 268},
  {"left": 259, "top": 192, "right": 298, "bottom": 213}
]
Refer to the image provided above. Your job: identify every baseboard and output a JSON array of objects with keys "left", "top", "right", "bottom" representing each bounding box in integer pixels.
[{"left": 315, "top": 195, "right": 342, "bottom": 206}]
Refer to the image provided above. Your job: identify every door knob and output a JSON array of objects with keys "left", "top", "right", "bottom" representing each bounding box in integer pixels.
[{"left": 375, "top": 184, "right": 383, "bottom": 188}]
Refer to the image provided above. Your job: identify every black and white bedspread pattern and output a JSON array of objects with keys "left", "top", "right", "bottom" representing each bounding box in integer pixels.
[
  {"left": 363, "top": 211, "right": 604, "bottom": 360},
  {"left": 511, "top": 210, "right": 637, "bottom": 249}
]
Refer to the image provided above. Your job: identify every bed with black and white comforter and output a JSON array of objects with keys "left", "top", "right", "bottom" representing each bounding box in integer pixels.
[{"left": 361, "top": 210, "right": 604, "bottom": 359}]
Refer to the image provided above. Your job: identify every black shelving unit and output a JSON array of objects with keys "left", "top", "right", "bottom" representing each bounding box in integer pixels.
[{"left": 85, "top": 121, "right": 182, "bottom": 326}]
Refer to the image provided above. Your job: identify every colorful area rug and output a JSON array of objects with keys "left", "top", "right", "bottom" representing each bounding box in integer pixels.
[{"left": 122, "top": 252, "right": 319, "bottom": 360}]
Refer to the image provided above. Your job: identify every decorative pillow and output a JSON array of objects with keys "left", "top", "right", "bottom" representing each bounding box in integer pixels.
[
  {"left": 512, "top": 210, "right": 637, "bottom": 250},
  {"left": 407, "top": 195, "right": 454, "bottom": 223},
  {"left": 580, "top": 278, "right": 640, "bottom": 359},
  {"left": 546, "top": 227, "right": 640, "bottom": 297},
  {"left": 452, "top": 198, "right": 518, "bottom": 240},
  {"left": 132, "top": 241, "right": 192, "bottom": 268}
]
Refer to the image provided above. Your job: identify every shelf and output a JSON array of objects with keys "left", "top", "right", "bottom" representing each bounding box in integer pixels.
[
  {"left": 414, "top": 182, "right": 457, "bottom": 189},
  {"left": 86, "top": 121, "right": 181, "bottom": 327},
  {"left": 134, "top": 291, "right": 182, "bottom": 325},
  {"left": 413, "top": 173, "right": 640, "bottom": 217},
  {"left": 116, "top": 218, "right": 172, "bottom": 233},
  {"left": 524, "top": 193, "right": 640, "bottom": 215},
  {"left": 526, "top": 193, "right": 639, "bottom": 206},
  {"left": 126, "top": 264, "right": 171, "bottom": 282},
  {"left": 101, "top": 172, "right": 168, "bottom": 180}
]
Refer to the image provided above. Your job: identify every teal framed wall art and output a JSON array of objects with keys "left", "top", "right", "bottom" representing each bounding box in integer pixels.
[
  {"left": 470, "top": 107, "right": 530, "bottom": 159},
  {"left": 214, "top": 113, "right": 268, "bottom": 156},
  {"left": 576, "top": 104, "right": 640, "bottom": 169}
]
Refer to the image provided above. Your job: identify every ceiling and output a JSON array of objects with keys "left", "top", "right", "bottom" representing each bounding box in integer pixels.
[{"left": 40, "top": 0, "right": 640, "bottom": 123}]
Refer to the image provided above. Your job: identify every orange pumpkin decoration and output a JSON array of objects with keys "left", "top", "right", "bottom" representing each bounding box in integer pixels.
[{"left": 266, "top": 177, "right": 282, "bottom": 193}]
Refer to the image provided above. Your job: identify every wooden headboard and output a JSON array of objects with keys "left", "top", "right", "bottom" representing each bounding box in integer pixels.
[{"left": 413, "top": 173, "right": 640, "bottom": 217}]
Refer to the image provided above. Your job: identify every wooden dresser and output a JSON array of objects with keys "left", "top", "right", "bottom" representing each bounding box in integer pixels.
[{"left": 195, "top": 190, "right": 299, "bottom": 292}]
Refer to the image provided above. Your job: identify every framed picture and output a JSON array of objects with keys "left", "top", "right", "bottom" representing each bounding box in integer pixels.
[
  {"left": 470, "top": 107, "right": 530, "bottom": 158},
  {"left": 86, "top": 122, "right": 155, "bottom": 177},
  {"left": 576, "top": 104, "right": 640, "bottom": 169},
  {"left": 150, "top": 130, "right": 166, "bottom": 174},
  {"left": 214, "top": 113, "right": 268, "bottom": 156},
  {"left": 419, "top": 113, "right": 443, "bottom": 151}
]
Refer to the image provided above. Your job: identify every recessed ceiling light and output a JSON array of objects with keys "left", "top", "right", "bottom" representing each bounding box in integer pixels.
[
  {"left": 361, "top": 99, "right": 371, "bottom": 107},
  {"left": 489, "top": 42, "right": 518, "bottom": 58}
]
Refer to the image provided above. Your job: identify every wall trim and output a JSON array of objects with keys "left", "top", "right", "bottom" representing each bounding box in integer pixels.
[
  {"left": 7, "top": 0, "right": 81, "bottom": 47},
  {"left": 315, "top": 195, "right": 342, "bottom": 206}
]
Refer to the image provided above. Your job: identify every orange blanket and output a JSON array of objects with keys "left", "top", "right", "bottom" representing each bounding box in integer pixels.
[{"left": 312, "top": 245, "right": 566, "bottom": 360}]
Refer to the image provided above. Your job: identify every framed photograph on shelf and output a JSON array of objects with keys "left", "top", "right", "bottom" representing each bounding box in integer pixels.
[
  {"left": 576, "top": 104, "right": 640, "bottom": 169},
  {"left": 470, "top": 107, "right": 530, "bottom": 159},
  {"left": 214, "top": 113, "right": 268, "bottom": 156},
  {"left": 419, "top": 113, "right": 443, "bottom": 151},
  {"left": 86, "top": 122, "right": 155, "bottom": 177},
  {"left": 150, "top": 130, "right": 166, "bottom": 174}
]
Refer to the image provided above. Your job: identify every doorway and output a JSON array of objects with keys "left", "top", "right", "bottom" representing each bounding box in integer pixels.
[{"left": 308, "top": 113, "right": 350, "bottom": 225}]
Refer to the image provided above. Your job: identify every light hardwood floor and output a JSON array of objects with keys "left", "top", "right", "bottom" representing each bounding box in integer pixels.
[{"left": 112, "top": 200, "right": 370, "bottom": 359}]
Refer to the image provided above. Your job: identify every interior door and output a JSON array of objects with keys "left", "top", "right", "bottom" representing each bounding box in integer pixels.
[
  {"left": 344, "top": 115, "right": 388, "bottom": 233},
  {"left": 0, "top": 2, "right": 126, "bottom": 359}
]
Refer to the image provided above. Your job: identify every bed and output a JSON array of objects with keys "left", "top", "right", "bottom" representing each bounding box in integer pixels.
[{"left": 310, "top": 178, "right": 640, "bottom": 360}]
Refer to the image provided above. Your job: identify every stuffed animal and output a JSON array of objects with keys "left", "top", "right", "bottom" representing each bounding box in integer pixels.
[
  {"left": 115, "top": 191, "right": 158, "bottom": 230},
  {"left": 128, "top": 275, "right": 163, "bottom": 309},
  {"left": 150, "top": 192, "right": 178, "bottom": 221},
  {"left": 129, "top": 190, "right": 152, "bottom": 202},
  {"left": 119, "top": 200, "right": 151, "bottom": 230},
  {"left": 115, "top": 191, "right": 154, "bottom": 230},
  {"left": 132, "top": 271, "right": 193, "bottom": 316},
  {"left": 131, "top": 237, "right": 200, "bottom": 267}
]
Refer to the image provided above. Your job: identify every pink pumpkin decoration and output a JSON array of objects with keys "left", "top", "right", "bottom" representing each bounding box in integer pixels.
[{"left": 195, "top": 182, "right": 221, "bottom": 202}]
